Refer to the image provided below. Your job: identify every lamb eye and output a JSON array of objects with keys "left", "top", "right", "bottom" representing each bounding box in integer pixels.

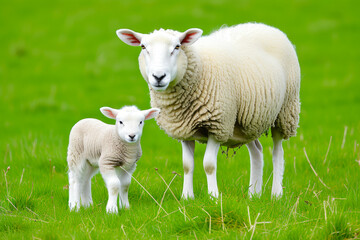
[
  {"left": 119, "top": 121, "right": 123, "bottom": 125},
  {"left": 141, "top": 44, "right": 146, "bottom": 50},
  {"left": 174, "top": 45, "right": 180, "bottom": 50},
  {"left": 139, "top": 121, "right": 143, "bottom": 125}
]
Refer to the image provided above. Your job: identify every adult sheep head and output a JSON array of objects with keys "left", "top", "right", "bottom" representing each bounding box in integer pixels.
[{"left": 116, "top": 28, "right": 203, "bottom": 91}]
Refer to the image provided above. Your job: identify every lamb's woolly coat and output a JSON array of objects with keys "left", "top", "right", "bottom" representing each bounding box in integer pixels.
[
  {"left": 67, "top": 119, "right": 141, "bottom": 171},
  {"left": 140, "top": 23, "right": 300, "bottom": 147}
]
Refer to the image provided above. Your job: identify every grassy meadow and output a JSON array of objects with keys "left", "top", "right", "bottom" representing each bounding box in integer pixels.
[{"left": 1, "top": 0, "right": 360, "bottom": 239}]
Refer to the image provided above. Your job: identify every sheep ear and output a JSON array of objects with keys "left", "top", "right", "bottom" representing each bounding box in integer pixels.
[
  {"left": 116, "top": 29, "right": 143, "bottom": 46},
  {"left": 143, "top": 108, "right": 160, "bottom": 120},
  {"left": 179, "top": 28, "right": 203, "bottom": 46},
  {"left": 100, "top": 107, "right": 118, "bottom": 119}
]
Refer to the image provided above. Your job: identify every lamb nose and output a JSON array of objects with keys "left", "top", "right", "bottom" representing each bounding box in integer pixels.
[
  {"left": 152, "top": 73, "right": 166, "bottom": 82},
  {"left": 129, "top": 135, "right": 135, "bottom": 139}
]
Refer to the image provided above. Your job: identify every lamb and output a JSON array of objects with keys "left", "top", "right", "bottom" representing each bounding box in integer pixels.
[
  {"left": 67, "top": 106, "right": 160, "bottom": 213},
  {"left": 116, "top": 23, "right": 300, "bottom": 199}
]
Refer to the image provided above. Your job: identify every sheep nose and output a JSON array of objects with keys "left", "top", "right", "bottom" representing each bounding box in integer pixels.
[
  {"left": 152, "top": 73, "right": 166, "bottom": 82},
  {"left": 129, "top": 134, "right": 135, "bottom": 140}
]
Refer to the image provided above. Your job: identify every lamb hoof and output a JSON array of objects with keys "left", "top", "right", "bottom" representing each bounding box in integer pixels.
[
  {"left": 69, "top": 202, "right": 80, "bottom": 212},
  {"left": 248, "top": 190, "right": 262, "bottom": 199},
  {"left": 271, "top": 186, "right": 283, "bottom": 199}
]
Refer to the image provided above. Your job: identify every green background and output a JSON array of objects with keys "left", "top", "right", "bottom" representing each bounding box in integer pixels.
[{"left": 1, "top": 0, "right": 359, "bottom": 239}]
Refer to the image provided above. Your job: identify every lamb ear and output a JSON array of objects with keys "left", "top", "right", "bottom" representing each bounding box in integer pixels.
[
  {"left": 143, "top": 108, "right": 160, "bottom": 120},
  {"left": 179, "top": 28, "right": 203, "bottom": 46},
  {"left": 116, "top": 29, "right": 143, "bottom": 46},
  {"left": 100, "top": 107, "right": 118, "bottom": 120}
]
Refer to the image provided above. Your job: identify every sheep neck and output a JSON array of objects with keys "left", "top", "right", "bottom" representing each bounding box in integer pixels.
[{"left": 148, "top": 45, "right": 224, "bottom": 141}]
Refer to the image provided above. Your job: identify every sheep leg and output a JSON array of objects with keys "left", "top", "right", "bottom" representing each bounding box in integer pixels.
[
  {"left": 246, "top": 139, "right": 263, "bottom": 197},
  {"left": 271, "top": 128, "right": 284, "bottom": 197},
  {"left": 80, "top": 162, "right": 98, "bottom": 208},
  {"left": 116, "top": 164, "right": 136, "bottom": 209},
  {"left": 203, "top": 135, "right": 220, "bottom": 198},
  {"left": 181, "top": 140, "right": 195, "bottom": 199},
  {"left": 100, "top": 167, "right": 120, "bottom": 213},
  {"left": 68, "top": 170, "right": 81, "bottom": 211}
]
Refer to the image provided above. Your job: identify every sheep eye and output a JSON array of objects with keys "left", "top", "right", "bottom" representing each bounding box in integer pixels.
[
  {"left": 141, "top": 44, "right": 146, "bottom": 50},
  {"left": 139, "top": 121, "right": 143, "bottom": 125},
  {"left": 119, "top": 121, "right": 123, "bottom": 125},
  {"left": 171, "top": 45, "right": 181, "bottom": 55}
]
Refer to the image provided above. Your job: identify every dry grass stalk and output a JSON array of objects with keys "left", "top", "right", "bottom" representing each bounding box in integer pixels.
[
  {"left": 220, "top": 193, "right": 226, "bottom": 232},
  {"left": 121, "top": 224, "right": 127, "bottom": 237},
  {"left": 32, "top": 139, "right": 37, "bottom": 157},
  {"left": 247, "top": 206, "right": 262, "bottom": 240},
  {"left": 27, "top": 183, "right": 34, "bottom": 201},
  {"left": 202, "top": 208, "right": 212, "bottom": 234},
  {"left": 303, "top": 148, "right": 331, "bottom": 190},
  {"left": 119, "top": 166, "right": 168, "bottom": 215},
  {"left": 19, "top": 168, "right": 25, "bottom": 185},
  {"left": 304, "top": 180, "right": 311, "bottom": 196},
  {"left": 313, "top": 190, "right": 322, "bottom": 201},
  {"left": 263, "top": 172, "right": 273, "bottom": 191},
  {"left": 7, "top": 198, "right": 17, "bottom": 210},
  {"left": 250, "top": 213, "right": 261, "bottom": 240},
  {"left": 323, "top": 136, "right": 332, "bottom": 165},
  {"left": 193, "top": 230, "right": 198, "bottom": 240},
  {"left": 155, "top": 173, "right": 177, "bottom": 218},
  {"left": 154, "top": 170, "right": 191, "bottom": 221},
  {"left": 341, "top": 126, "right": 348, "bottom": 149},
  {"left": 161, "top": 208, "right": 183, "bottom": 218},
  {"left": 26, "top": 207, "right": 40, "bottom": 218},
  {"left": 290, "top": 197, "right": 300, "bottom": 219},
  {"left": 7, "top": 214, "right": 49, "bottom": 224},
  {"left": 247, "top": 205, "right": 252, "bottom": 231},
  {"left": 4, "top": 166, "right": 10, "bottom": 196}
]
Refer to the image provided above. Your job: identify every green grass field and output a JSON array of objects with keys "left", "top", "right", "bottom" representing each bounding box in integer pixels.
[{"left": 1, "top": 0, "right": 359, "bottom": 239}]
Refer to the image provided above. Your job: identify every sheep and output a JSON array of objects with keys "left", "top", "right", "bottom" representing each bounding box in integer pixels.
[
  {"left": 67, "top": 106, "right": 160, "bottom": 213},
  {"left": 116, "top": 23, "right": 300, "bottom": 199}
]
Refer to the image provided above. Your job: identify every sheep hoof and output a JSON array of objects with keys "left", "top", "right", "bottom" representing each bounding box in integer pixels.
[
  {"left": 248, "top": 188, "right": 262, "bottom": 198},
  {"left": 271, "top": 186, "right": 283, "bottom": 199},
  {"left": 69, "top": 202, "right": 80, "bottom": 212},
  {"left": 106, "top": 205, "right": 119, "bottom": 214},
  {"left": 181, "top": 191, "right": 195, "bottom": 200},
  {"left": 82, "top": 201, "right": 93, "bottom": 208}
]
